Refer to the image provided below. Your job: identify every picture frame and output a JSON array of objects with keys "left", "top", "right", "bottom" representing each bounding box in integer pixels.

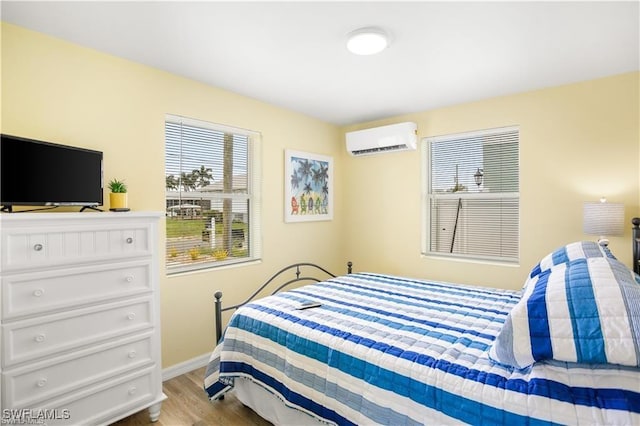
[{"left": 284, "top": 149, "right": 333, "bottom": 223}]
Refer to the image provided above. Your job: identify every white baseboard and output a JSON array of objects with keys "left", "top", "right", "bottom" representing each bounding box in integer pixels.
[{"left": 162, "top": 352, "right": 211, "bottom": 382}]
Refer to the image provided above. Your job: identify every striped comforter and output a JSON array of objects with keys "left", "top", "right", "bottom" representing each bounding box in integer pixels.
[{"left": 205, "top": 273, "right": 640, "bottom": 425}]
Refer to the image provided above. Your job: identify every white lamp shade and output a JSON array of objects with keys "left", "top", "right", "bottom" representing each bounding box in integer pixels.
[{"left": 583, "top": 201, "right": 624, "bottom": 237}]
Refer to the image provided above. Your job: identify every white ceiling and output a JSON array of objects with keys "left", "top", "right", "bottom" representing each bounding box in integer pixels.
[{"left": 2, "top": 1, "right": 638, "bottom": 126}]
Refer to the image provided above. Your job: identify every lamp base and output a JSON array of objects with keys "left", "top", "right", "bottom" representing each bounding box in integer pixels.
[{"left": 597, "top": 237, "right": 610, "bottom": 247}]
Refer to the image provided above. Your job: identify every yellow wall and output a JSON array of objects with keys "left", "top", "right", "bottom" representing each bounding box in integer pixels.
[
  {"left": 342, "top": 72, "right": 640, "bottom": 288},
  {"left": 1, "top": 23, "right": 346, "bottom": 367},
  {"left": 2, "top": 23, "right": 639, "bottom": 370}
]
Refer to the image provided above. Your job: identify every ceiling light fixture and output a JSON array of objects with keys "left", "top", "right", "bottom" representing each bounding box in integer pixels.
[{"left": 346, "top": 27, "right": 389, "bottom": 55}]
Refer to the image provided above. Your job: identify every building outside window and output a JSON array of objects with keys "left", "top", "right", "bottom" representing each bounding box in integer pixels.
[
  {"left": 165, "top": 115, "right": 261, "bottom": 274},
  {"left": 423, "top": 126, "right": 519, "bottom": 263}
]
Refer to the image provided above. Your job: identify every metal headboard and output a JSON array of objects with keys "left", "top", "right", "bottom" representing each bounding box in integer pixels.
[{"left": 214, "top": 261, "right": 352, "bottom": 343}]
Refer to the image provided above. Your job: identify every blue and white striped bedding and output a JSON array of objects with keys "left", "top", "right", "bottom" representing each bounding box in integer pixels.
[{"left": 205, "top": 272, "right": 640, "bottom": 425}]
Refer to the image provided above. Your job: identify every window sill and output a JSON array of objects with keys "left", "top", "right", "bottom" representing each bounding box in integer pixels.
[
  {"left": 166, "top": 258, "right": 262, "bottom": 278},
  {"left": 421, "top": 253, "right": 520, "bottom": 268}
]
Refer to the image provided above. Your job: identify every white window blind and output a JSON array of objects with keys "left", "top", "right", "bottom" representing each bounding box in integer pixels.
[
  {"left": 423, "top": 126, "right": 519, "bottom": 262},
  {"left": 165, "top": 115, "right": 261, "bottom": 274}
]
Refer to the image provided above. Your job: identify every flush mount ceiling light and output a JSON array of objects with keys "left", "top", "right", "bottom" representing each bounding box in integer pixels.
[{"left": 346, "top": 27, "right": 389, "bottom": 55}]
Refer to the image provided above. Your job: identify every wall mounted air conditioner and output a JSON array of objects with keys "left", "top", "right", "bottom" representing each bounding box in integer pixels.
[{"left": 345, "top": 122, "right": 418, "bottom": 156}]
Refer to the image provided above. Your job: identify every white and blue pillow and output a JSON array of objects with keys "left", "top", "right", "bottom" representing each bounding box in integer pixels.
[
  {"left": 528, "top": 241, "right": 616, "bottom": 280},
  {"left": 490, "top": 254, "right": 640, "bottom": 369}
]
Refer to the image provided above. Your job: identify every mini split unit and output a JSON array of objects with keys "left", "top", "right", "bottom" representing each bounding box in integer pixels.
[{"left": 345, "top": 122, "right": 418, "bottom": 156}]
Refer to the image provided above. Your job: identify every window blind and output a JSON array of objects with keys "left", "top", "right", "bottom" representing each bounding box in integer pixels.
[
  {"left": 165, "top": 115, "right": 261, "bottom": 274},
  {"left": 424, "top": 126, "right": 519, "bottom": 262}
]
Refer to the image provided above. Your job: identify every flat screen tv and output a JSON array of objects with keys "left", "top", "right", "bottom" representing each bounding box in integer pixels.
[{"left": 1, "top": 134, "right": 103, "bottom": 212}]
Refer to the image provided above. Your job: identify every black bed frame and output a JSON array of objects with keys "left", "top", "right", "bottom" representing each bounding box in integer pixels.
[
  {"left": 633, "top": 217, "right": 640, "bottom": 275},
  {"left": 214, "top": 261, "right": 352, "bottom": 343},
  {"left": 215, "top": 218, "right": 640, "bottom": 343}
]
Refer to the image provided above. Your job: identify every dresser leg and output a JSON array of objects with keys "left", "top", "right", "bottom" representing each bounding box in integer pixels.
[{"left": 148, "top": 401, "right": 162, "bottom": 422}]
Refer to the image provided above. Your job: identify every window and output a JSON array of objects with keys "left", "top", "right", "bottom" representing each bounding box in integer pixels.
[
  {"left": 165, "top": 115, "right": 261, "bottom": 274},
  {"left": 422, "top": 126, "right": 519, "bottom": 263}
]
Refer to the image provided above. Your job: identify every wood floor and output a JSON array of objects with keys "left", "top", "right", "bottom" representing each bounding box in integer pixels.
[{"left": 112, "top": 367, "right": 272, "bottom": 426}]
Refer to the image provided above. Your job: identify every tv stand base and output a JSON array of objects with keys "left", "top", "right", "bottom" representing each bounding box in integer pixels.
[{"left": 80, "top": 206, "right": 103, "bottom": 212}]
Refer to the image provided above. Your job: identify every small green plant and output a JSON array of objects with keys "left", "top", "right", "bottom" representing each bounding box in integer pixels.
[
  {"left": 108, "top": 179, "right": 127, "bottom": 193},
  {"left": 169, "top": 247, "right": 179, "bottom": 258},
  {"left": 212, "top": 248, "right": 228, "bottom": 261},
  {"left": 188, "top": 247, "right": 200, "bottom": 260}
]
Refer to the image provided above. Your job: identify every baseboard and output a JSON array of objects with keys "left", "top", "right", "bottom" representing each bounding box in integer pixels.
[{"left": 162, "top": 352, "right": 211, "bottom": 382}]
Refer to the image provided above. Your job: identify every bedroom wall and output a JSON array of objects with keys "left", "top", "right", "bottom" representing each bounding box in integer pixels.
[
  {"left": 0, "top": 23, "right": 346, "bottom": 368},
  {"left": 3, "top": 22, "right": 639, "bottom": 370},
  {"left": 342, "top": 72, "right": 640, "bottom": 289}
]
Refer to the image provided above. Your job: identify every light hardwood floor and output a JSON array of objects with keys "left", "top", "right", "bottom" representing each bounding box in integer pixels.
[{"left": 112, "top": 367, "right": 272, "bottom": 426}]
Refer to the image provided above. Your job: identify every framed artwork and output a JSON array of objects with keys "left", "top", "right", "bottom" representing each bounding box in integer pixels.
[{"left": 284, "top": 149, "right": 333, "bottom": 222}]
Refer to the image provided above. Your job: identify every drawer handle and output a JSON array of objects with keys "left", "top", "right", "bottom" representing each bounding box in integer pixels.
[
  {"left": 36, "top": 378, "right": 47, "bottom": 388},
  {"left": 128, "top": 350, "right": 137, "bottom": 359},
  {"left": 33, "top": 243, "right": 43, "bottom": 251},
  {"left": 33, "top": 289, "right": 45, "bottom": 297},
  {"left": 125, "top": 275, "right": 134, "bottom": 283},
  {"left": 126, "top": 313, "right": 136, "bottom": 321},
  {"left": 34, "top": 334, "right": 46, "bottom": 343},
  {"left": 128, "top": 386, "right": 137, "bottom": 395},
  {"left": 126, "top": 237, "right": 134, "bottom": 244}
]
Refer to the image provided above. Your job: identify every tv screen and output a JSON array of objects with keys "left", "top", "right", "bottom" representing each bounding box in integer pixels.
[{"left": 0, "top": 134, "right": 103, "bottom": 210}]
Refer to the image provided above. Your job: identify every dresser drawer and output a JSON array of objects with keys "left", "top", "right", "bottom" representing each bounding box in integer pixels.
[
  {"left": 2, "top": 297, "right": 153, "bottom": 366},
  {"left": 3, "top": 333, "right": 155, "bottom": 407},
  {"left": 2, "top": 260, "right": 152, "bottom": 319},
  {"left": 34, "top": 367, "right": 159, "bottom": 426},
  {"left": 1, "top": 223, "right": 152, "bottom": 272}
]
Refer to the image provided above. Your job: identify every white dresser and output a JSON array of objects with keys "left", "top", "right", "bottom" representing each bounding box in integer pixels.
[{"left": 0, "top": 212, "right": 166, "bottom": 425}]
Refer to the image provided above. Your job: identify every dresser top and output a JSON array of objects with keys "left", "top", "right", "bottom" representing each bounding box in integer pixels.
[{"left": 0, "top": 211, "right": 163, "bottom": 223}]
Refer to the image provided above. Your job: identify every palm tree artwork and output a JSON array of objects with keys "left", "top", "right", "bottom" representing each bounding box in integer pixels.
[{"left": 287, "top": 151, "right": 332, "bottom": 221}]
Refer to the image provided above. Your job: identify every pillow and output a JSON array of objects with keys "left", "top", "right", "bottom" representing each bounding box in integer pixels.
[
  {"left": 528, "top": 241, "right": 616, "bottom": 280},
  {"left": 490, "top": 257, "right": 640, "bottom": 369}
]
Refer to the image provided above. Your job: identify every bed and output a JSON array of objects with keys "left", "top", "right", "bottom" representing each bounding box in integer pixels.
[{"left": 205, "top": 221, "right": 640, "bottom": 425}]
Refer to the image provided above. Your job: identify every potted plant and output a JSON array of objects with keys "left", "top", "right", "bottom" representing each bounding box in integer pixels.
[{"left": 108, "top": 178, "right": 128, "bottom": 210}]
